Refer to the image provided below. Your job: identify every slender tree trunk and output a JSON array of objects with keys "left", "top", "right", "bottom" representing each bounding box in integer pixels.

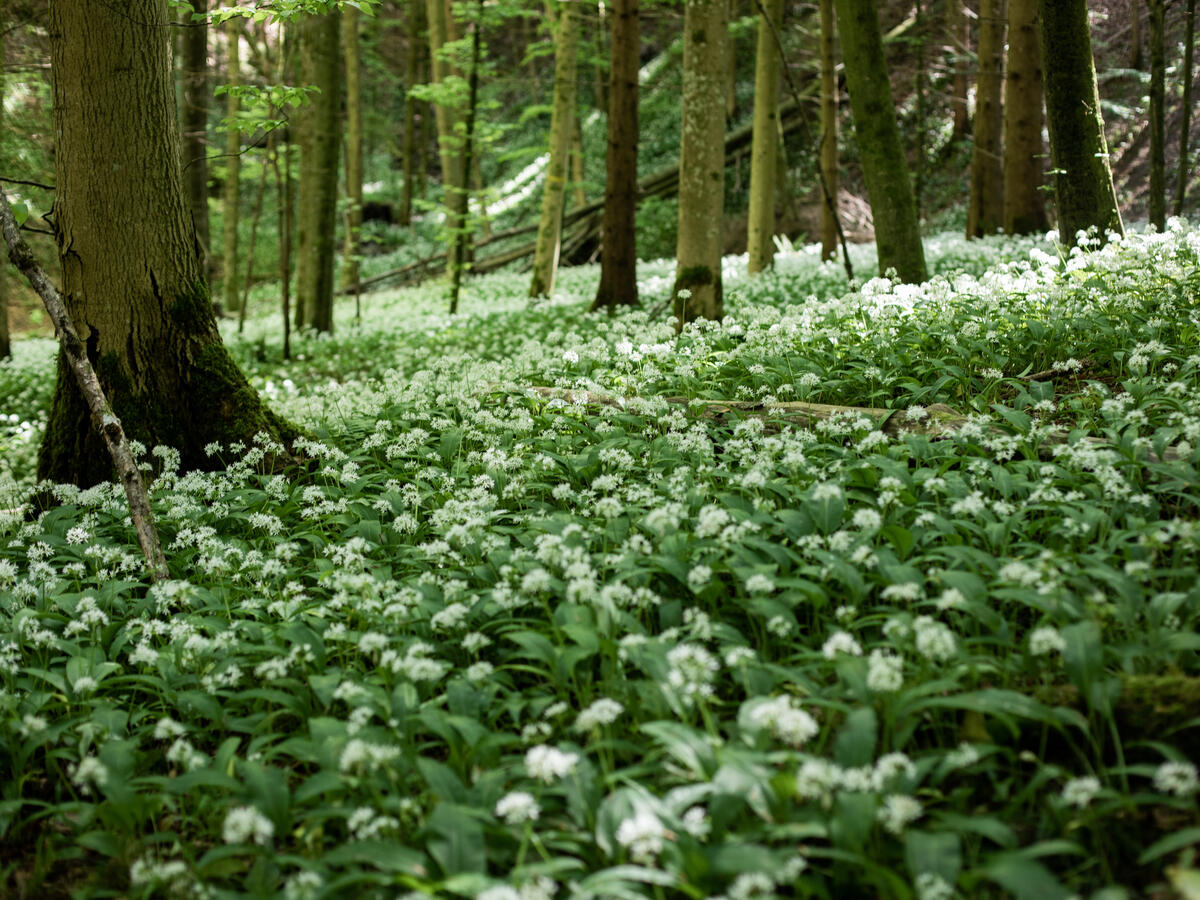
[
  {"left": 673, "top": 0, "right": 728, "bottom": 325},
  {"left": 427, "top": 0, "right": 467, "bottom": 279},
  {"left": 571, "top": 117, "right": 587, "bottom": 209},
  {"left": 914, "top": 0, "right": 926, "bottom": 218},
  {"left": 449, "top": 0, "right": 483, "bottom": 315},
  {"left": 1148, "top": 0, "right": 1165, "bottom": 230},
  {"left": 1177, "top": 0, "right": 1196, "bottom": 215},
  {"left": 948, "top": 0, "right": 970, "bottom": 141},
  {"left": 1130, "top": 0, "right": 1143, "bottom": 70},
  {"left": 1003, "top": 0, "right": 1046, "bottom": 234},
  {"left": 342, "top": 6, "right": 365, "bottom": 290},
  {"left": 239, "top": 137, "right": 271, "bottom": 334},
  {"left": 966, "top": 0, "right": 1005, "bottom": 238},
  {"left": 592, "top": 0, "right": 639, "bottom": 311},
  {"left": 746, "top": 0, "right": 783, "bottom": 274},
  {"left": 594, "top": 0, "right": 609, "bottom": 112},
  {"left": 1040, "top": 0, "right": 1123, "bottom": 245},
  {"left": 529, "top": 0, "right": 580, "bottom": 298},
  {"left": 0, "top": 16, "right": 8, "bottom": 362},
  {"left": 401, "top": 0, "right": 425, "bottom": 226},
  {"left": 275, "top": 139, "right": 293, "bottom": 361},
  {"left": 222, "top": 18, "right": 241, "bottom": 315},
  {"left": 834, "top": 0, "right": 927, "bottom": 282},
  {"left": 39, "top": 0, "right": 294, "bottom": 487},
  {"left": 296, "top": 11, "right": 341, "bottom": 333},
  {"left": 180, "top": 0, "right": 211, "bottom": 285},
  {"left": 819, "top": 0, "right": 838, "bottom": 261},
  {"left": 727, "top": 0, "right": 739, "bottom": 119}
]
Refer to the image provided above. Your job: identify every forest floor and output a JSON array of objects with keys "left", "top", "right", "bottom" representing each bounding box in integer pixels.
[{"left": 1, "top": 226, "right": 1200, "bottom": 898}]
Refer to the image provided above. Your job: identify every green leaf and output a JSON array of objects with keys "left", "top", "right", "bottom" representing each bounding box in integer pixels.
[
  {"left": 835, "top": 706, "right": 877, "bottom": 768},
  {"left": 425, "top": 802, "right": 486, "bottom": 876},
  {"left": 982, "top": 853, "right": 1071, "bottom": 899},
  {"left": 906, "top": 829, "right": 962, "bottom": 883},
  {"left": 1138, "top": 826, "right": 1200, "bottom": 865}
]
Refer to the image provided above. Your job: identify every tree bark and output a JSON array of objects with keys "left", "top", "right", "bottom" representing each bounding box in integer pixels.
[
  {"left": 342, "top": 6, "right": 365, "bottom": 291},
  {"left": 1130, "top": 0, "right": 1143, "bottom": 69},
  {"left": 530, "top": 0, "right": 581, "bottom": 299},
  {"left": 947, "top": 0, "right": 971, "bottom": 142},
  {"left": 1177, "top": 0, "right": 1196, "bottom": 215},
  {"left": 819, "top": 0, "right": 838, "bottom": 262},
  {"left": 1148, "top": 0, "right": 1165, "bottom": 231},
  {"left": 449, "top": 0, "right": 483, "bottom": 315},
  {"left": 746, "top": 0, "right": 783, "bottom": 274},
  {"left": 426, "top": 0, "right": 467, "bottom": 281},
  {"left": 401, "top": 0, "right": 425, "bottom": 227},
  {"left": 1040, "top": 0, "right": 1123, "bottom": 246},
  {"left": 296, "top": 11, "right": 341, "bottom": 333},
  {"left": 180, "top": 0, "right": 211, "bottom": 286},
  {"left": 222, "top": 18, "right": 241, "bottom": 315},
  {"left": 966, "top": 0, "right": 1005, "bottom": 238},
  {"left": 0, "top": 15, "right": 8, "bottom": 362},
  {"left": 570, "top": 117, "right": 587, "bottom": 209},
  {"left": 1002, "top": 0, "right": 1047, "bottom": 234},
  {"left": 592, "top": 0, "right": 640, "bottom": 311},
  {"left": 38, "top": 0, "right": 295, "bottom": 487},
  {"left": 834, "top": 0, "right": 927, "bottom": 282}
]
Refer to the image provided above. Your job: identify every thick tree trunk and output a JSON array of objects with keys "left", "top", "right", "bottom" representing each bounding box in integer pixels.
[
  {"left": 401, "top": 0, "right": 425, "bottom": 227},
  {"left": 592, "top": 0, "right": 639, "bottom": 311},
  {"left": 1177, "top": 0, "right": 1196, "bottom": 215},
  {"left": 819, "top": 0, "right": 838, "bottom": 262},
  {"left": 966, "top": 0, "right": 1005, "bottom": 238},
  {"left": 180, "top": 0, "right": 211, "bottom": 285},
  {"left": 673, "top": 0, "right": 727, "bottom": 326},
  {"left": 39, "top": 0, "right": 294, "bottom": 487},
  {"left": 947, "top": 0, "right": 970, "bottom": 141},
  {"left": 529, "top": 0, "right": 580, "bottom": 298},
  {"left": 1148, "top": 0, "right": 1165, "bottom": 230},
  {"left": 296, "top": 11, "right": 341, "bottom": 333},
  {"left": 834, "top": 0, "right": 927, "bottom": 282},
  {"left": 1002, "top": 0, "right": 1047, "bottom": 234},
  {"left": 1040, "top": 0, "right": 1123, "bottom": 245},
  {"left": 342, "top": 7, "right": 365, "bottom": 290},
  {"left": 222, "top": 18, "right": 241, "bottom": 315},
  {"left": 746, "top": 0, "right": 783, "bottom": 274}
]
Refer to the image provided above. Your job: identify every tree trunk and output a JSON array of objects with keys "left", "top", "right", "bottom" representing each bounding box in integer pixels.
[
  {"left": 819, "top": 0, "right": 838, "bottom": 262},
  {"left": 746, "top": 0, "right": 783, "bottom": 274},
  {"left": 673, "top": 0, "right": 728, "bottom": 325},
  {"left": 947, "top": 0, "right": 970, "bottom": 141},
  {"left": 426, "top": 0, "right": 467, "bottom": 280},
  {"left": 1130, "top": 0, "right": 1143, "bottom": 69},
  {"left": 222, "top": 18, "right": 241, "bottom": 315},
  {"left": 529, "top": 0, "right": 580, "bottom": 298},
  {"left": 1040, "top": 0, "right": 1123, "bottom": 246},
  {"left": 966, "top": 0, "right": 1005, "bottom": 238},
  {"left": 296, "top": 11, "right": 341, "bottom": 333},
  {"left": 39, "top": 0, "right": 294, "bottom": 487},
  {"left": 401, "top": 0, "right": 425, "bottom": 226},
  {"left": 449, "top": 0, "right": 483, "bottom": 315},
  {"left": 1002, "top": 0, "right": 1047, "bottom": 234},
  {"left": 570, "top": 117, "right": 587, "bottom": 209},
  {"left": 1177, "top": 0, "right": 1196, "bottom": 215},
  {"left": 592, "top": 0, "right": 639, "bottom": 311},
  {"left": 180, "top": 0, "right": 211, "bottom": 285},
  {"left": 0, "top": 14, "right": 8, "bottom": 362},
  {"left": 834, "top": 0, "right": 927, "bottom": 282},
  {"left": 342, "top": 6, "right": 365, "bottom": 290},
  {"left": 1148, "top": 0, "right": 1165, "bottom": 231}
]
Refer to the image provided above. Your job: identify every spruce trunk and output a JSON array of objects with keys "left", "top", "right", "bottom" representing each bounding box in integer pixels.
[
  {"left": 1040, "top": 0, "right": 1123, "bottom": 245},
  {"left": 947, "top": 0, "right": 970, "bottom": 141},
  {"left": 426, "top": 0, "right": 467, "bottom": 280},
  {"left": 401, "top": 0, "right": 425, "bottom": 226},
  {"left": 0, "top": 15, "right": 8, "bottom": 362},
  {"left": 296, "top": 11, "right": 341, "bottom": 333},
  {"left": 222, "top": 18, "right": 241, "bottom": 314},
  {"left": 180, "top": 0, "right": 211, "bottom": 284},
  {"left": 834, "top": 0, "right": 927, "bottom": 282},
  {"left": 746, "top": 0, "right": 783, "bottom": 274},
  {"left": 530, "top": 0, "right": 581, "bottom": 299},
  {"left": 1176, "top": 0, "right": 1196, "bottom": 215},
  {"left": 966, "top": 0, "right": 1005, "bottom": 238},
  {"left": 39, "top": 0, "right": 294, "bottom": 487},
  {"left": 1148, "top": 0, "right": 1165, "bottom": 230},
  {"left": 342, "top": 7, "right": 365, "bottom": 290},
  {"left": 673, "top": 0, "right": 728, "bottom": 325},
  {"left": 819, "top": 0, "right": 838, "bottom": 262},
  {"left": 592, "top": 0, "right": 640, "bottom": 311},
  {"left": 1002, "top": 0, "right": 1047, "bottom": 234}
]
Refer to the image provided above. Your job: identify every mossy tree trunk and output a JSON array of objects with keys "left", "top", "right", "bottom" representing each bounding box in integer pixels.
[
  {"left": 1040, "top": 0, "right": 1123, "bottom": 245},
  {"left": 1002, "top": 0, "right": 1047, "bottom": 234},
  {"left": 834, "top": 0, "right": 926, "bottom": 282},
  {"left": 180, "top": 0, "right": 211, "bottom": 285},
  {"left": 342, "top": 6, "right": 365, "bottom": 291},
  {"left": 966, "top": 0, "right": 1005, "bottom": 238},
  {"left": 1177, "top": 0, "right": 1196, "bottom": 215},
  {"left": 592, "top": 0, "right": 639, "bottom": 311},
  {"left": 296, "top": 10, "right": 341, "bottom": 333},
  {"left": 529, "top": 0, "right": 580, "bottom": 299},
  {"left": 746, "top": 0, "right": 783, "bottom": 275},
  {"left": 1148, "top": 0, "right": 1165, "bottom": 231},
  {"left": 947, "top": 0, "right": 970, "bottom": 142},
  {"left": 673, "top": 0, "right": 727, "bottom": 327},
  {"left": 819, "top": 0, "right": 838, "bottom": 262},
  {"left": 39, "top": 0, "right": 295, "bottom": 487},
  {"left": 222, "top": 18, "right": 241, "bottom": 315},
  {"left": 401, "top": 0, "right": 426, "bottom": 227}
]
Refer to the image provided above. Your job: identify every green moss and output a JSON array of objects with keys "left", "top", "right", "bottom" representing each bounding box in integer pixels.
[
  {"left": 167, "top": 280, "right": 215, "bottom": 335},
  {"left": 674, "top": 265, "right": 715, "bottom": 292}
]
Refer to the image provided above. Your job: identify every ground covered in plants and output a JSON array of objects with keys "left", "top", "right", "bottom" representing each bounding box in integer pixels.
[{"left": 2, "top": 226, "right": 1200, "bottom": 898}]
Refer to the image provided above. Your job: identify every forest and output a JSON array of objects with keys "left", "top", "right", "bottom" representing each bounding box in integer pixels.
[{"left": 1, "top": 0, "right": 1199, "bottom": 896}]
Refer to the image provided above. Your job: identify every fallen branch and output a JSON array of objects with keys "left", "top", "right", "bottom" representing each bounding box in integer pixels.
[{"left": 0, "top": 190, "right": 169, "bottom": 581}]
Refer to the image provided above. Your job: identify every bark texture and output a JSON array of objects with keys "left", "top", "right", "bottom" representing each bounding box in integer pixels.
[
  {"left": 819, "top": 0, "right": 838, "bottom": 262},
  {"left": 1148, "top": 0, "right": 1165, "bottom": 230},
  {"left": 746, "top": 0, "right": 783, "bottom": 274},
  {"left": 40, "top": 0, "right": 295, "bottom": 487},
  {"left": 1002, "top": 0, "right": 1047, "bottom": 234},
  {"left": 673, "top": 0, "right": 728, "bottom": 326},
  {"left": 530, "top": 0, "right": 581, "bottom": 299},
  {"left": 426, "top": 0, "right": 467, "bottom": 281},
  {"left": 592, "top": 0, "right": 640, "bottom": 311},
  {"left": 342, "top": 7, "right": 365, "bottom": 290},
  {"left": 966, "top": 0, "right": 1005, "bottom": 238},
  {"left": 296, "top": 11, "right": 341, "bottom": 333},
  {"left": 180, "top": 0, "right": 210, "bottom": 283},
  {"left": 401, "top": 0, "right": 426, "bottom": 226},
  {"left": 834, "top": 0, "right": 926, "bottom": 282},
  {"left": 1040, "top": 0, "right": 1123, "bottom": 245},
  {"left": 222, "top": 18, "right": 241, "bottom": 314},
  {"left": 0, "top": 17, "right": 8, "bottom": 362},
  {"left": 947, "top": 0, "right": 970, "bottom": 141},
  {"left": 1177, "top": 0, "right": 1196, "bottom": 215}
]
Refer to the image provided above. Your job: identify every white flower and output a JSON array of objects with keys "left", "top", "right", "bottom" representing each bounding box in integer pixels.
[
  {"left": 873, "top": 752, "right": 917, "bottom": 791},
  {"left": 615, "top": 808, "right": 666, "bottom": 861},
  {"left": 682, "top": 805, "right": 710, "bottom": 839},
  {"left": 745, "top": 573, "right": 775, "bottom": 594},
  {"left": 913, "top": 617, "right": 956, "bottom": 661},
  {"left": 688, "top": 564, "right": 713, "bottom": 591},
  {"left": 867, "top": 650, "right": 903, "bottom": 692},
  {"left": 70, "top": 755, "right": 109, "bottom": 795},
  {"left": 524, "top": 745, "right": 579, "bottom": 783},
  {"left": 1153, "top": 761, "right": 1200, "bottom": 797},
  {"left": 222, "top": 805, "right": 275, "bottom": 845},
  {"left": 747, "top": 696, "right": 819, "bottom": 748},
  {"left": 666, "top": 642, "right": 720, "bottom": 706},
  {"left": 914, "top": 872, "right": 955, "bottom": 900},
  {"left": 1028, "top": 626, "right": 1066, "bottom": 656},
  {"left": 821, "top": 631, "right": 863, "bottom": 659},
  {"left": 574, "top": 698, "right": 624, "bottom": 732},
  {"left": 852, "top": 508, "right": 882, "bottom": 532},
  {"left": 876, "top": 794, "right": 923, "bottom": 835},
  {"left": 1061, "top": 776, "right": 1101, "bottom": 809},
  {"left": 495, "top": 791, "right": 540, "bottom": 824}
]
